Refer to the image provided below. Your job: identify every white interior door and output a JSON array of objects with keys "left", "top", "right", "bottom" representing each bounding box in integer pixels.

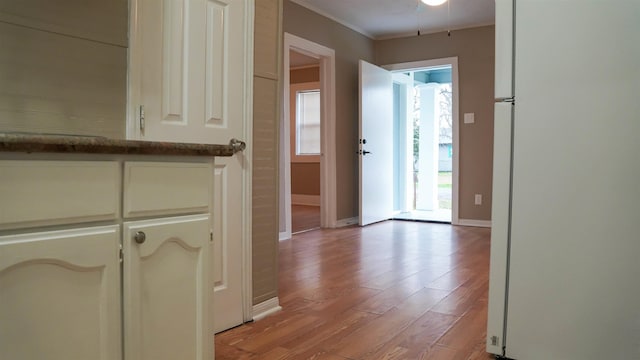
[
  {"left": 359, "top": 60, "right": 394, "bottom": 226},
  {"left": 130, "top": 0, "right": 250, "bottom": 332}
]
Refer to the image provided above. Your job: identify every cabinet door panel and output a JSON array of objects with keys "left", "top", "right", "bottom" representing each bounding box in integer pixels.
[
  {"left": 0, "top": 160, "right": 120, "bottom": 229},
  {"left": 0, "top": 226, "right": 121, "bottom": 360},
  {"left": 124, "top": 215, "right": 212, "bottom": 360},
  {"left": 123, "top": 161, "right": 211, "bottom": 218}
]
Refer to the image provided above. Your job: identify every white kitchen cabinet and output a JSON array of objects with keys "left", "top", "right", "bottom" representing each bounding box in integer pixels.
[
  {"left": 0, "top": 158, "right": 214, "bottom": 360},
  {"left": 0, "top": 226, "right": 121, "bottom": 360},
  {"left": 123, "top": 214, "right": 212, "bottom": 360}
]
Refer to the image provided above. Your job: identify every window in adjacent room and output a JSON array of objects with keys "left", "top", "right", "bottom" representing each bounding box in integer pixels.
[
  {"left": 296, "top": 89, "right": 320, "bottom": 155},
  {"left": 290, "top": 81, "right": 321, "bottom": 162}
]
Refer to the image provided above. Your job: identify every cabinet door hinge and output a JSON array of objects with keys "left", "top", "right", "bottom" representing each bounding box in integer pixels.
[{"left": 139, "top": 105, "right": 145, "bottom": 133}]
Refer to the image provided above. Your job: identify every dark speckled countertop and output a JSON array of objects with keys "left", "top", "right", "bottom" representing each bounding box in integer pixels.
[{"left": 0, "top": 133, "right": 238, "bottom": 157}]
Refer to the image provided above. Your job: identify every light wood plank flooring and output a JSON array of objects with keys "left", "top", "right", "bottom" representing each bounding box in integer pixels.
[
  {"left": 216, "top": 221, "right": 494, "bottom": 359},
  {"left": 292, "top": 205, "right": 321, "bottom": 233}
]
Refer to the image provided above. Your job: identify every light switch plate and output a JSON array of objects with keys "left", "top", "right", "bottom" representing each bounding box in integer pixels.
[{"left": 464, "top": 113, "right": 475, "bottom": 124}]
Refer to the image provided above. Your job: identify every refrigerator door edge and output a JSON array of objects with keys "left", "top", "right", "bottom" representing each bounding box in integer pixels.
[
  {"left": 494, "top": 0, "right": 514, "bottom": 99},
  {"left": 486, "top": 101, "right": 514, "bottom": 355}
]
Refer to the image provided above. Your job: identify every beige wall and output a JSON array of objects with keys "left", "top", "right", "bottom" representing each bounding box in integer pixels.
[
  {"left": 290, "top": 66, "right": 320, "bottom": 196},
  {"left": 283, "top": 0, "right": 375, "bottom": 220},
  {"left": 375, "top": 26, "right": 495, "bottom": 221},
  {"left": 252, "top": 0, "right": 282, "bottom": 305},
  {"left": 0, "top": 0, "right": 128, "bottom": 138},
  {"left": 291, "top": 163, "right": 320, "bottom": 195},
  {"left": 283, "top": 2, "right": 495, "bottom": 222}
]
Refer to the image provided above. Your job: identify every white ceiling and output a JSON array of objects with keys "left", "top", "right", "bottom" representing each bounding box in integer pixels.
[{"left": 289, "top": 0, "right": 495, "bottom": 40}]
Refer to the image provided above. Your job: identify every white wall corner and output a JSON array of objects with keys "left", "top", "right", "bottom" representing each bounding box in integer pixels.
[
  {"left": 457, "top": 219, "right": 492, "bottom": 228},
  {"left": 252, "top": 297, "right": 282, "bottom": 321},
  {"left": 335, "top": 217, "right": 359, "bottom": 228}
]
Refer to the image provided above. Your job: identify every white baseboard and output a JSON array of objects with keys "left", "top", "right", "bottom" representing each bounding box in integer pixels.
[
  {"left": 291, "top": 194, "right": 320, "bottom": 206},
  {"left": 279, "top": 231, "right": 292, "bottom": 241},
  {"left": 457, "top": 219, "right": 492, "bottom": 228},
  {"left": 252, "top": 297, "right": 282, "bottom": 321},
  {"left": 335, "top": 216, "right": 359, "bottom": 228}
]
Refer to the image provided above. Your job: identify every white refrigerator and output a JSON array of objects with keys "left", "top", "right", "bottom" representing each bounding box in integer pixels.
[{"left": 487, "top": 1, "right": 640, "bottom": 359}]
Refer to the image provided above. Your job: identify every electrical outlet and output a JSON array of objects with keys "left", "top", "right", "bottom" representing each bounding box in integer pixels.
[{"left": 474, "top": 194, "right": 482, "bottom": 205}]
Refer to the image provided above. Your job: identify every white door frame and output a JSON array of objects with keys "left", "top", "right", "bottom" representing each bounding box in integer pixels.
[
  {"left": 383, "top": 57, "right": 460, "bottom": 225},
  {"left": 240, "top": 0, "right": 254, "bottom": 324},
  {"left": 391, "top": 72, "right": 415, "bottom": 214},
  {"left": 280, "top": 33, "right": 336, "bottom": 240}
]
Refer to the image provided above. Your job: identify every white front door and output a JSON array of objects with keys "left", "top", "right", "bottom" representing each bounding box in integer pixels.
[
  {"left": 358, "top": 60, "right": 394, "bottom": 226},
  {"left": 129, "top": 0, "right": 250, "bottom": 332}
]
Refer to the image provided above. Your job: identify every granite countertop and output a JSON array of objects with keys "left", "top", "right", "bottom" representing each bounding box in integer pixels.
[{"left": 0, "top": 133, "right": 243, "bottom": 157}]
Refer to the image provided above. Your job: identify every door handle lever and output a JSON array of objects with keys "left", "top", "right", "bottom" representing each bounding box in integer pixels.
[{"left": 357, "top": 150, "right": 372, "bottom": 155}]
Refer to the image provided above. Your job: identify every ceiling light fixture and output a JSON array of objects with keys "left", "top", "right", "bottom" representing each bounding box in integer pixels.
[{"left": 421, "top": 0, "right": 447, "bottom": 6}]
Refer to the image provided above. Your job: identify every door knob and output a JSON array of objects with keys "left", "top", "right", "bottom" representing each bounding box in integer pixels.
[
  {"left": 134, "top": 231, "right": 146, "bottom": 244},
  {"left": 229, "top": 138, "right": 246, "bottom": 154}
]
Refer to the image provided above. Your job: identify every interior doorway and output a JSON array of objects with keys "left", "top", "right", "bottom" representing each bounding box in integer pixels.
[
  {"left": 280, "top": 33, "right": 337, "bottom": 240},
  {"left": 289, "top": 51, "right": 321, "bottom": 233},
  {"left": 386, "top": 58, "right": 459, "bottom": 224}
]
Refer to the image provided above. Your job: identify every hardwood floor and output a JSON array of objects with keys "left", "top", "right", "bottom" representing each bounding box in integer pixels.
[
  {"left": 291, "top": 205, "right": 321, "bottom": 233},
  {"left": 216, "top": 221, "right": 494, "bottom": 360}
]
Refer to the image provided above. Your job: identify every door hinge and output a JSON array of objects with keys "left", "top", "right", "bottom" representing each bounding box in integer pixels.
[
  {"left": 118, "top": 243, "right": 124, "bottom": 263},
  {"left": 139, "top": 105, "right": 145, "bottom": 133}
]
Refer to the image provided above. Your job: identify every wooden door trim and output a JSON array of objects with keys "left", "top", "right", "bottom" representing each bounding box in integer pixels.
[{"left": 241, "top": 0, "right": 254, "bottom": 323}]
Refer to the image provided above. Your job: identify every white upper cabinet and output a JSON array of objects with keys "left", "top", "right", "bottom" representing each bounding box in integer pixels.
[{"left": 130, "top": 0, "right": 249, "bottom": 145}]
